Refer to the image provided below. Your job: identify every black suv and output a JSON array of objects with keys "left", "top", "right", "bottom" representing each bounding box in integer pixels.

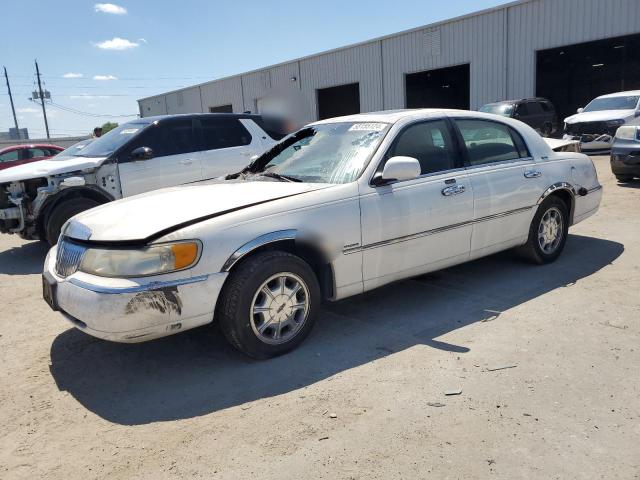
[{"left": 479, "top": 98, "right": 558, "bottom": 136}]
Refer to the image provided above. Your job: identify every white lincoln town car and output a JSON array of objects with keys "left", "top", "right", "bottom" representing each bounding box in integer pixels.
[{"left": 42, "top": 109, "right": 602, "bottom": 358}]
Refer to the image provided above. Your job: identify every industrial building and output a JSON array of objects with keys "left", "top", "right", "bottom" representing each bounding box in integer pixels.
[{"left": 138, "top": 0, "right": 640, "bottom": 124}]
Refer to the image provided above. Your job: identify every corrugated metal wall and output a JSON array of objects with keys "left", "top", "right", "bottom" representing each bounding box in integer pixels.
[{"left": 138, "top": 0, "right": 640, "bottom": 122}]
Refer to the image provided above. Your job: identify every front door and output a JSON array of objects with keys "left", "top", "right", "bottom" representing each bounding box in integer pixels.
[
  {"left": 453, "top": 118, "right": 546, "bottom": 256},
  {"left": 359, "top": 119, "right": 474, "bottom": 291},
  {"left": 118, "top": 118, "right": 203, "bottom": 197}
]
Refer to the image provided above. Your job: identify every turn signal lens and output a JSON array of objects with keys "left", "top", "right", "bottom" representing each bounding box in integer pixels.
[{"left": 172, "top": 242, "right": 199, "bottom": 269}]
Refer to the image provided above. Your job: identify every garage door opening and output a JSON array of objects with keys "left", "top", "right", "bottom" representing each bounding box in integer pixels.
[
  {"left": 405, "top": 64, "right": 470, "bottom": 109},
  {"left": 317, "top": 83, "right": 360, "bottom": 120},
  {"left": 209, "top": 104, "right": 233, "bottom": 113},
  {"left": 536, "top": 33, "right": 640, "bottom": 121}
]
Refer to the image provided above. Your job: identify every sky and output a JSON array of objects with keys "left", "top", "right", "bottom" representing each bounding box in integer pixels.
[{"left": 1, "top": 0, "right": 506, "bottom": 139}]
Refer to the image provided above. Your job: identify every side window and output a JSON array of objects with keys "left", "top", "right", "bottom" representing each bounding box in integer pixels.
[
  {"left": 0, "top": 150, "right": 19, "bottom": 162},
  {"left": 387, "top": 120, "right": 456, "bottom": 175},
  {"left": 27, "top": 148, "right": 48, "bottom": 158},
  {"left": 455, "top": 119, "right": 529, "bottom": 166},
  {"left": 163, "top": 120, "right": 198, "bottom": 156},
  {"left": 125, "top": 124, "right": 170, "bottom": 158},
  {"left": 200, "top": 118, "right": 252, "bottom": 151},
  {"left": 540, "top": 101, "right": 551, "bottom": 112},
  {"left": 527, "top": 102, "right": 544, "bottom": 115},
  {"left": 515, "top": 103, "right": 529, "bottom": 116}
]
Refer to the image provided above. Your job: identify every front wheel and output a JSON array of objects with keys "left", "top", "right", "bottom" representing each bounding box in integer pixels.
[
  {"left": 216, "top": 251, "right": 320, "bottom": 359},
  {"left": 519, "top": 196, "right": 569, "bottom": 264},
  {"left": 45, "top": 197, "right": 101, "bottom": 245}
]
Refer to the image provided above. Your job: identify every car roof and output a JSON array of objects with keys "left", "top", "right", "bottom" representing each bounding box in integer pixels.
[
  {"left": 596, "top": 90, "right": 640, "bottom": 99},
  {"left": 484, "top": 97, "right": 551, "bottom": 105},
  {"left": 311, "top": 108, "right": 530, "bottom": 125},
  {"left": 0, "top": 143, "right": 63, "bottom": 153},
  {"left": 138, "top": 113, "right": 265, "bottom": 123}
]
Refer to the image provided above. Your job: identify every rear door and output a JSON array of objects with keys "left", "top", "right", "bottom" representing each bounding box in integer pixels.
[
  {"left": 196, "top": 117, "right": 264, "bottom": 180},
  {"left": 453, "top": 118, "right": 546, "bottom": 256},
  {"left": 118, "top": 118, "right": 203, "bottom": 197}
]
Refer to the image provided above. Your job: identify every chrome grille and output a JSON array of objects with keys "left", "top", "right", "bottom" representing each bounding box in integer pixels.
[{"left": 55, "top": 238, "right": 87, "bottom": 278}]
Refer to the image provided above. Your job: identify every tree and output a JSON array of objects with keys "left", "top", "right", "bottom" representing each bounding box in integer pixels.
[{"left": 101, "top": 122, "right": 118, "bottom": 134}]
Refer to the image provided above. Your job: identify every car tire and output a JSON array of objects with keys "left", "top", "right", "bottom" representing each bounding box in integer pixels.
[
  {"left": 519, "top": 196, "right": 569, "bottom": 265},
  {"left": 615, "top": 175, "right": 634, "bottom": 183},
  {"left": 216, "top": 250, "right": 321, "bottom": 359},
  {"left": 45, "top": 197, "right": 101, "bottom": 245}
]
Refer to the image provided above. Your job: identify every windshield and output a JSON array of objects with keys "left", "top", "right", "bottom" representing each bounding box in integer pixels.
[
  {"left": 245, "top": 122, "right": 390, "bottom": 184},
  {"left": 479, "top": 103, "right": 514, "bottom": 117},
  {"left": 74, "top": 122, "right": 149, "bottom": 157},
  {"left": 583, "top": 95, "right": 640, "bottom": 112},
  {"left": 50, "top": 139, "right": 93, "bottom": 160}
]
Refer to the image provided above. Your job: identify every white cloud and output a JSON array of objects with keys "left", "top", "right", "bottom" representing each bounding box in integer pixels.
[
  {"left": 93, "top": 37, "right": 139, "bottom": 50},
  {"left": 94, "top": 3, "right": 127, "bottom": 14},
  {"left": 16, "top": 107, "right": 39, "bottom": 114},
  {"left": 138, "top": 38, "right": 148, "bottom": 44},
  {"left": 62, "top": 72, "right": 84, "bottom": 79},
  {"left": 93, "top": 75, "right": 118, "bottom": 81}
]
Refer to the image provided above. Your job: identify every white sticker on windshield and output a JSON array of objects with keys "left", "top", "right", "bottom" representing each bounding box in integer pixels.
[
  {"left": 120, "top": 128, "right": 140, "bottom": 134},
  {"left": 348, "top": 123, "right": 386, "bottom": 132}
]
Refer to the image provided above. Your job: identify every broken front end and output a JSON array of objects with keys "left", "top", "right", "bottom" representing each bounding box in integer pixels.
[{"left": 563, "top": 120, "right": 624, "bottom": 153}]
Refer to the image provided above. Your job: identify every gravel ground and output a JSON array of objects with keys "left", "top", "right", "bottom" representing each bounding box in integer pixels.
[{"left": 0, "top": 156, "right": 638, "bottom": 479}]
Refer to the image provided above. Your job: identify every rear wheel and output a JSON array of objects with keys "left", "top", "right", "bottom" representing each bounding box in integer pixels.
[
  {"left": 519, "top": 196, "right": 569, "bottom": 264},
  {"left": 216, "top": 251, "right": 320, "bottom": 359},
  {"left": 615, "top": 174, "right": 634, "bottom": 183},
  {"left": 45, "top": 197, "right": 101, "bottom": 245}
]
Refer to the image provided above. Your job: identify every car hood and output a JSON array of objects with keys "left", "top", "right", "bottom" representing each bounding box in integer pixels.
[
  {"left": 65, "top": 180, "right": 329, "bottom": 243},
  {"left": 564, "top": 109, "right": 635, "bottom": 124},
  {"left": 0, "top": 156, "right": 107, "bottom": 183}
]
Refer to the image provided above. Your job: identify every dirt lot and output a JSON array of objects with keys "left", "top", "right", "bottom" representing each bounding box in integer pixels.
[{"left": 0, "top": 156, "right": 638, "bottom": 479}]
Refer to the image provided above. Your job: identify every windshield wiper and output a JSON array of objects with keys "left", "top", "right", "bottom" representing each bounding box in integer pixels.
[{"left": 257, "top": 171, "right": 302, "bottom": 182}]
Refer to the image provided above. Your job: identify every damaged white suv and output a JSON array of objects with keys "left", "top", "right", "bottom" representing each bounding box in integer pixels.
[{"left": 0, "top": 113, "right": 280, "bottom": 245}]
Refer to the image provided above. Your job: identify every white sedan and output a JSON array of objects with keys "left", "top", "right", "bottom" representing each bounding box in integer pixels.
[{"left": 42, "top": 109, "right": 602, "bottom": 358}]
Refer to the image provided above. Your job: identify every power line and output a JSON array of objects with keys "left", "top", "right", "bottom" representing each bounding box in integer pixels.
[{"left": 44, "top": 100, "right": 138, "bottom": 118}]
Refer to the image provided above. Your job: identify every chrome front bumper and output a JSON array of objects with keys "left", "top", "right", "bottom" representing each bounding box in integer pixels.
[{"left": 43, "top": 245, "right": 228, "bottom": 342}]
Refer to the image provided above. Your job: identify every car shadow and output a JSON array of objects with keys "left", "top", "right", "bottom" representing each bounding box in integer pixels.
[
  {"left": 49, "top": 234, "right": 623, "bottom": 425},
  {"left": 0, "top": 240, "right": 49, "bottom": 275}
]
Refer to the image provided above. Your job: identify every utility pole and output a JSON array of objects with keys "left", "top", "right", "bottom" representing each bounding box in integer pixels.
[
  {"left": 34, "top": 60, "right": 50, "bottom": 139},
  {"left": 3, "top": 66, "right": 20, "bottom": 139}
]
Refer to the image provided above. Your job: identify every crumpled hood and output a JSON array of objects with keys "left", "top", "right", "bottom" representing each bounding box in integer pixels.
[
  {"left": 0, "top": 156, "right": 107, "bottom": 183},
  {"left": 564, "top": 109, "right": 635, "bottom": 124},
  {"left": 65, "top": 180, "right": 327, "bottom": 243}
]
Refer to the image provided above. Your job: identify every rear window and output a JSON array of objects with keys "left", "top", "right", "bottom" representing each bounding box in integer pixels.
[
  {"left": 254, "top": 117, "right": 290, "bottom": 140},
  {"left": 200, "top": 118, "right": 251, "bottom": 150}
]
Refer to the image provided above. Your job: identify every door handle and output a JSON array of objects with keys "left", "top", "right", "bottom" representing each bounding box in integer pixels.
[
  {"left": 179, "top": 159, "right": 194, "bottom": 165},
  {"left": 441, "top": 184, "right": 466, "bottom": 196},
  {"left": 524, "top": 170, "right": 542, "bottom": 178}
]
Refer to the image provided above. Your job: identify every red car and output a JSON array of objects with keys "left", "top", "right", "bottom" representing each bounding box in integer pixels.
[{"left": 0, "top": 144, "right": 64, "bottom": 171}]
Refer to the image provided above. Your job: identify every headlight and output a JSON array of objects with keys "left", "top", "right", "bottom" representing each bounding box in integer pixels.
[
  {"left": 79, "top": 240, "right": 201, "bottom": 277},
  {"left": 615, "top": 125, "right": 638, "bottom": 140}
]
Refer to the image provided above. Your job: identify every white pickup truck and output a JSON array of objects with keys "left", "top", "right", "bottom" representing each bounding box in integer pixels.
[{"left": 0, "top": 113, "right": 282, "bottom": 244}]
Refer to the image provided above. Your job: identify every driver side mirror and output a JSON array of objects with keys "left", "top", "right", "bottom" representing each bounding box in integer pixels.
[
  {"left": 130, "top": 146, "right": 154, "bottom": 161},
  {"left": 577, "top": 107, "right": 584, "bottom": 114},
  {"left": 372, "top": 156, "right": 421, "bottom": 186}
]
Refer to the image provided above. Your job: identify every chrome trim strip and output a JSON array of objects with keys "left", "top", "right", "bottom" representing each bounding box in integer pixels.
[
  {"left": 68, "top": 274, "right": 210, "bottom": 294},
  {"left": 344, "top": 206, "right": 534, "bottom": 254},
  {"left": 221, "top": 229, "right": 297, "bottom": 272},
  {"left": 537, "top": 182, "right": 576, "bottom": 205},
  {"left": 586, "top": 185, "right": 602, "bottom": 194}
]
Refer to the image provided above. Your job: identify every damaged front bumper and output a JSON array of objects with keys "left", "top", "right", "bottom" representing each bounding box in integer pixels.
[
  {"left": 43, "top": 245, "right": 227, "bottom": 342},
  {"left": 563, "top": 133, "right": 613, "bottom": 153}
]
